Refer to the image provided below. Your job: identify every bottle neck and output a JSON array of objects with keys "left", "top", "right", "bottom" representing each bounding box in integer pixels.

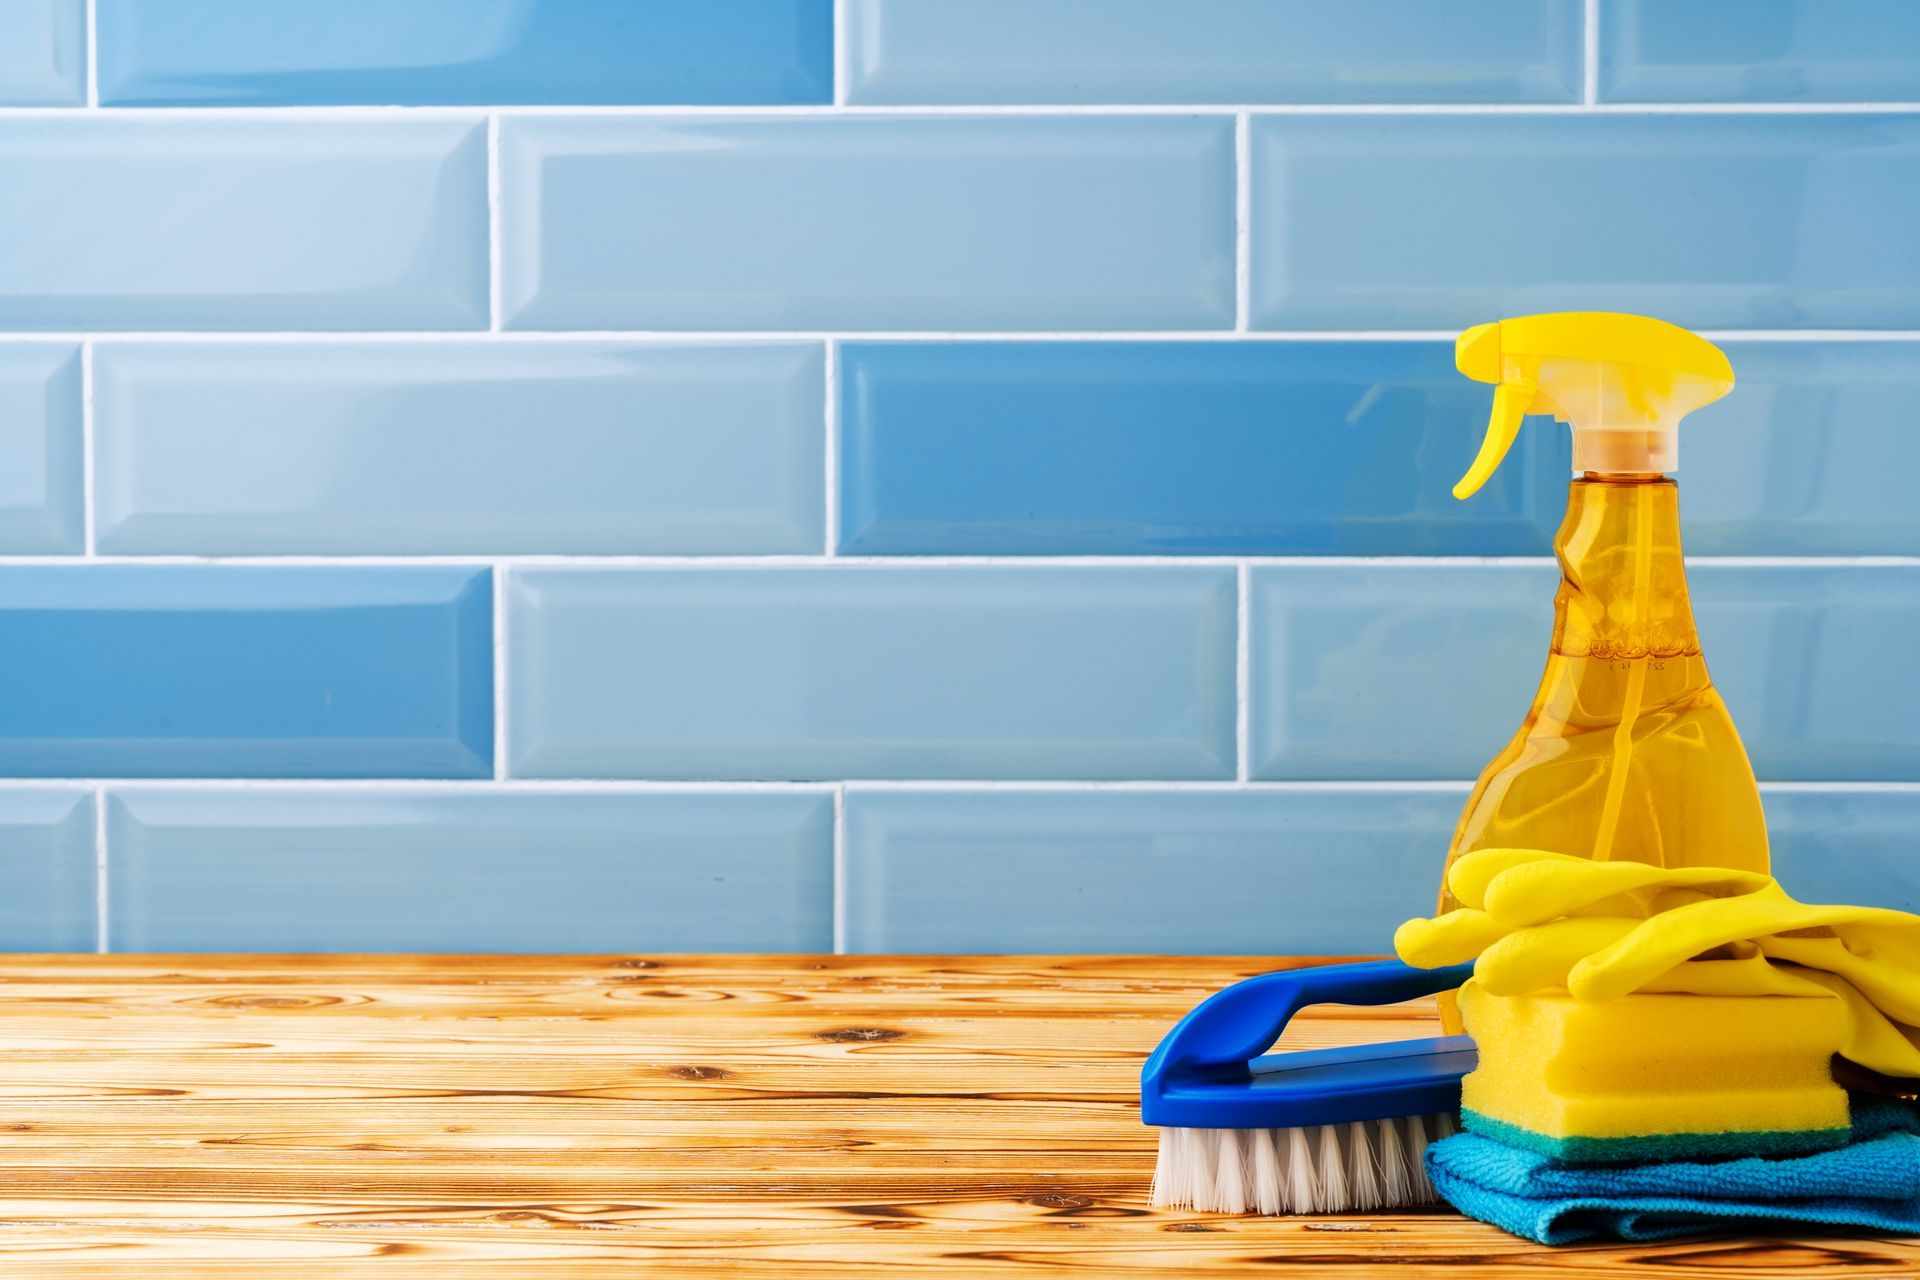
[{"left": 1551, "top": 474, "right": 1701, "bottom": 660}]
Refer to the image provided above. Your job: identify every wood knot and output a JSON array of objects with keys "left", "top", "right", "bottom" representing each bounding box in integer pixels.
[
  {"left": 613, "top": 959, "right": 661, "bottom": 970},
  {"left": 815, "top": 1027, "right": 905, "bottom": 1043},
  {"left": 666, "top": 1065, "right": 731, "bottom": 1081},
  {"left": 202, "top": 993, "right": 339, "bottom": 1009},
  {"left": 1166, "top": 1222, "right": 1220, "bottom": 1233},
  {"left": 1026, "top": 1194, "right": 1093, "bottom": 1210}
]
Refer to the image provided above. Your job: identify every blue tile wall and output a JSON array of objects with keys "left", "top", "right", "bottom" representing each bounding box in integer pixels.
[
  {"left": 1599, "top": 0, "right": 1920, "bottom": 104},
  {"left": 508, "top": 567, "right": 1236, "bottom": 780},
  {"left": 5, "top": 7, "right": 1918, "bottom": 953},
  {"left": 844, "top": 0, "right": 1582, "bottom": 105},
  {"left": 498, "top": 117, "right": 1235, "bottom": 331},
  {"left": 96, "top": 0, "right": 833, "bottom": 107},
  {"left": 1250, "top": 115, "right": 1920, "bottom": 330},
  {"left": 0, "top": 789, "right": 96, "bottom": 951},
  {"left": 107, "top": 789, "right": 833, "bottom": 952},
  {"left": 93, "top": 342, "right": 824, "bottom": 555},
  {"left": 0, "top": 568, "right": 492, "bottom": 779},
  {"left": 1250, "top": 564, "right": 1920, "bottom": 783},
  {"left": 0, "top": 344, "right": 83, "bottom": 553},
  {"left": 0, "top": 0, "right": 84, "bottom": 105},
  {"left": 0, "top": 120, "right": 488, "bottom": 332}
]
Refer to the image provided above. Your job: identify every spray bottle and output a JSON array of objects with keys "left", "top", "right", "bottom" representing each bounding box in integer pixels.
[{"left": 1435, "top": 313, "right": 1769, "bottom": 1024}]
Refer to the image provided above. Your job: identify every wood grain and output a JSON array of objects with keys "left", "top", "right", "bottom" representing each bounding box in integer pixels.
[{"left": 0, "top": 954, "right": 1907, "bottom": 1278}]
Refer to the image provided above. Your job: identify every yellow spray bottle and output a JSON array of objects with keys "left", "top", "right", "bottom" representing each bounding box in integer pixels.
[{"left": 1435, "top": 313, "right": 1769, "bottom": 1027}]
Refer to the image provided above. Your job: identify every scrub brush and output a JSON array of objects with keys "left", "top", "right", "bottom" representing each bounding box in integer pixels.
[{"left": 1142, "top": 958, "right": 1476, "bottom": 1215}]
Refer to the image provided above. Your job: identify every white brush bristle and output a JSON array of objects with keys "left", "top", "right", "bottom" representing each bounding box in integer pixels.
[{"left": 1150, "top": 1114, "right": 1455, "bottom": 1215}]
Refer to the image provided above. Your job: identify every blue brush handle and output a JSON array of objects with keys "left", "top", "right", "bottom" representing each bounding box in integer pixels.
[{"left": 1141, "top": 959, "right": 1476, "bottom": 1128}]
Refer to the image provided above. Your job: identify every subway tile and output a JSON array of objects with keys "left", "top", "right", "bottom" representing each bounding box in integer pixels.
[
  {"left": 1765, "top": 790, "right": 1920, "bottom": 912},
  {"left": 1250, "top": 564, "right": 1920, "bottom": 782},
  {"left": 1600, "top": 0, "right": 1920, "bottom": 103},
  {"left": 1249, "top": 115, "right": 1920, "bottom": 330},
  {"left": 499, "top": 117, "right": 1234, "bottom": 331},
  {"left": 96, "top": 0, "right": 831, "bottom": 106},
  {"left": 106, "top": 788, "right": 832, "bottom": 952},
  {"left": 0, "top": 344, "right": 83, "bottom": 553},
  {"left": 839, "top": 341, "right": 1560, "bottom": 556},
  {"left": 1250, "top": 565, "right": 1556, "bottom": 781},
  {"left": 846, "top": 0, "right": 1580, "bottom": 105},
  {"left": 508, "top": 567, "right": 1236, "bottom": 780},
  {"left": 94, "top": 342, "right": 824, "bottom": 555},
  {"left": 842, "top": 788, "right": 1462, "bottom": 953},
  {"left": 838, "top": 785, "right": 1915, "bottom": 954},
  {"left": 0, "top": 0, "right": 83, "bottom": 105},
  {"left": 0, "top": 789, "right": 95, "bottom": 951},
  {"left": 0, "top": 120, "right": 487, "bottom": 332},
  {"left": 1685, "top": 342, "right": 1920, "bottom": 555},
  {"left": 0, "top": 567, "right": 492, "bottom": 779}
]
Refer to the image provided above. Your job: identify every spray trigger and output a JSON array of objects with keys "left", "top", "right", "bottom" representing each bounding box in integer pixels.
[{"left": 1453, "top": 381, "right": 1535, "bottom": 500}]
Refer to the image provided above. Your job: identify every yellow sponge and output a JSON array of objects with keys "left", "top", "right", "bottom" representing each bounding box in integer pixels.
[{"left": 1457, "top": 981, "right": 1852, "bottom": 1163}]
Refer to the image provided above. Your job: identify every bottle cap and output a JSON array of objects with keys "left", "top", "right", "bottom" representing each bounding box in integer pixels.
[{"left": 1453, "top": 312, "right": 1735, "bottom": 500}]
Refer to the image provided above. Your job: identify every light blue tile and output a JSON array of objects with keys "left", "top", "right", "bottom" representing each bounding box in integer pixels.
[
  {"left": 842, "top": 788, "right": 1463, "bottom": 954},
  {"left": 94, "top": 342, "right": 824, "bottom": 555},
  {"left": 106, "top": 788, "right": 832, "bottom": 952},
  {"left": 1249, "top": 115, "right": 1920, "bottom": 330},
  {"left": 508, "top": 567, "right": 1237, "bottom": 781},
  {"left": 0, "top": 344, "right": 83, "bottom": 553},
  {"left": 839, "top": 341, "right": 1560, "bottom": 555},
  {"left": 0, "top": 0, "right": 83, "bottom": 104},
  {"left": 1764, "top": 789, "right": 1920, "bottom": 912},
  {"left": 97, "top": 0, "right": 832, "bottom": 106},
  {"left": 1600, "top": 0, "right": 1920, "bottom": 103},
  {"left": 1250, "top": 564, "right": 1556, "bottom": 781},
  {"left": 0, "top": 789, "right": 95, "bottom": 951},
  {"left": 0, "top": 119, "right": 487, "bottom": 331},
  {"left": 1250, "top": 564, "right": 1920, "bottom": 782},
  {"left": 0, "top": 567, "right": 492, "bottom": 779},
  {"left": 1686, "top": 342, "right": 1920, "bottom": 555},
  {"left": 499, "top": 116, "right": 1234, "bottom": 331},
  {"left": 847, "top": 0, "right": 1580, "bottom": 105}
]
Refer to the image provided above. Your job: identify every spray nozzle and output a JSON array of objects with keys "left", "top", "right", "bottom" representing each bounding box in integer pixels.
[{"left": 1451, "top": 312, "right": 1736, "bottom": 500}]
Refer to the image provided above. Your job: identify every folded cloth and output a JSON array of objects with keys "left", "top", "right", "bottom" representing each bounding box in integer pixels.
[{"left": 1426, "top": 1098, "right": 1920, "bottom": 1244}]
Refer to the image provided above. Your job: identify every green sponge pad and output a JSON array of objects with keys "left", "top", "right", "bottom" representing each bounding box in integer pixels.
[{"left": 1457, "top": 981, "right": 1852, "bottom": 1164}]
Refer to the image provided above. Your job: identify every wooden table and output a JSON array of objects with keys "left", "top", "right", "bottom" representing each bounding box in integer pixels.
[{"left": 0, "top": 955, "right": 1909, "bottom": 1277}]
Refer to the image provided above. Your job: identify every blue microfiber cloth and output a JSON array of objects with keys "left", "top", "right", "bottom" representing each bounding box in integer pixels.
[{"left": 1426, "top": 1097, "right": 1920, "bottom": 1244}]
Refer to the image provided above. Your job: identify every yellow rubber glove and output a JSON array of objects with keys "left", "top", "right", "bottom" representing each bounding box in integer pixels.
[{"left": 1394, "top": 847, "right": 1920, "bottom": 1078}]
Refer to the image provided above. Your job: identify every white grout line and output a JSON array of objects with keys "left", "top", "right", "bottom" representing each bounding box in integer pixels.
[
  {"left": 83, "top": 0, "right": 98, "bottom": 108},
  {"left": 1233, "top": 112, "right": 1251, "bottom": 333},
  {"left": 0, "top": 553, "right": 1907, "bottom": 569},
  {"left": 93, "top": 784, "right": 108, "bottom": 953},
  {"left": 9, "top": 103, "right": 1920, "bottom": 118},
  {"left": 1235, "top": 563, "right": 1251, "bottom": 782},
  {"left": 831, "top": 785, "right": 847, "bottom": 954},
  {"left": 833, "top": 0, "right": 850, "bottom": 106},
  {"left": 486, "top": 115, "right": 503, "bottom": 332},
  {"left": 1583, "top": 0, "right": 1600, "bottom": 106},
  {"left": 492, "top": 565, "right": 508, "bottom": 780},
  {"left": 823, "top": 340, "right": 840, "bottom": 554},
  {"left": 79, "top": 342, "right": 95, "bottom": 555},
  {"left": 8, "top": 330, "right": 1920, "bottom": 345},
  {"left": 2, "top": 776, "right": 1914, "bottom": 794}
]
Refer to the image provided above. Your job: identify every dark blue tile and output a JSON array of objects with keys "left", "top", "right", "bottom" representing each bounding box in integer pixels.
[
  {"left": 0, "top": 568, "right": 492, "bottom": 778},
  {"left": 839, "top": 341, "right": 1561, "bottom": 555},
  {"left": 97, "top": 0, "right": 833, "bottom": 106}
]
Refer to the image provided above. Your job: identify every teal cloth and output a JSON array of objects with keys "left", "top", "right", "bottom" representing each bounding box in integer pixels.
[{"left": 1426, "top": 1098, "right": 1920, "bottom": 1244}]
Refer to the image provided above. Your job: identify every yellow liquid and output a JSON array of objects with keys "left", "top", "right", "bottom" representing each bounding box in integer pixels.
[{"left": 1435, "top": 475, "right": 1768, "bottom": 1031}]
